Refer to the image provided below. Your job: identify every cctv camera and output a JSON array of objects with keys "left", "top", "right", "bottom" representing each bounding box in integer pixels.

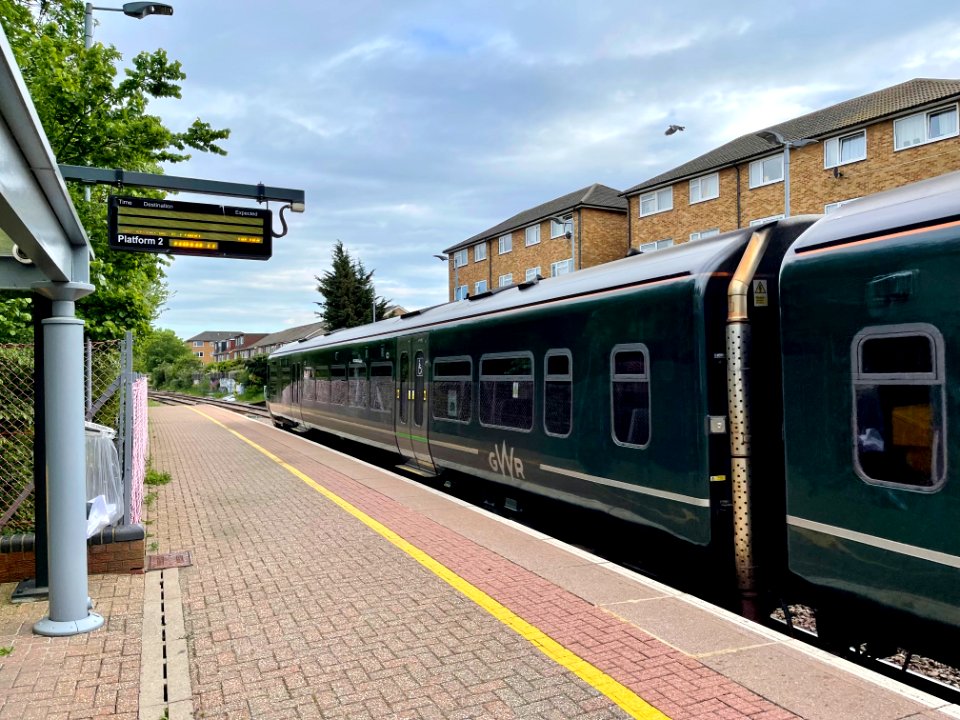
[{"left": 11, "top": 244, "right": 33, "bottom": 265}]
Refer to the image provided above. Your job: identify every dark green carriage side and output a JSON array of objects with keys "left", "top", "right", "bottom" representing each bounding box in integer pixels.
[{"left": 780, "top": 173, "right": 960, "bottom": 655}]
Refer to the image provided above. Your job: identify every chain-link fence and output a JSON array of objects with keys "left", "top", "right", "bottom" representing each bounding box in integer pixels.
[{"left": 0, "top": 336, "right": 143, "bottom": 535}]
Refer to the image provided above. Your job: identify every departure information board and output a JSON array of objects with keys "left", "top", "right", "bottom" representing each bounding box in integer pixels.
[{"left": 108, "top": 195, "right": 272, "bottom": 260}]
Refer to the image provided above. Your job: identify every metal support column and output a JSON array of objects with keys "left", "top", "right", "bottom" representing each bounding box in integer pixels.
[{"left": 32, "top": 281, "right": 103, "bottom": 637}]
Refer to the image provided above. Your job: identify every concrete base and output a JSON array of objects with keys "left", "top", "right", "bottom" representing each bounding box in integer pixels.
[{"left": 33, "top": 612, "right": 104, "bottom": 637}]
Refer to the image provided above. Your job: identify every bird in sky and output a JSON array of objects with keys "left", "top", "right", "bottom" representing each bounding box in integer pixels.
[{"left": 665, "top": 124, "right": 685, "bottom": 135}]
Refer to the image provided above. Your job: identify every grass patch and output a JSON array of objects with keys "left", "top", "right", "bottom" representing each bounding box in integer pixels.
[
  {"left": 0, "top": 646, "right": 12, "bottom": 657},
  {"left": 145, "top": 468, "right": 172, "bottom": 486}
]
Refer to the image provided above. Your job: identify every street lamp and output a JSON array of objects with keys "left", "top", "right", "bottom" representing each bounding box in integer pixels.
[
  {"left": 547, "top": 216, "right": 575, "bottom": 274},
  {"left": 435, "top": 253, "right": 461, "bottom": 301},
  {"left": 754, "top": 130, "right": 817, "bottom": 218},
  {"left": 84, "top": 2, "right": 174, "bottom": 49}
]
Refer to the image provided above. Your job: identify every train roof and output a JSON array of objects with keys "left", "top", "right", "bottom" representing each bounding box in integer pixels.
[
  {"left": 788, "top": 170, "right": 960, "bottom": 255},
  {"left": 272, "top": 225, "right": 794, "bottom": 359}
]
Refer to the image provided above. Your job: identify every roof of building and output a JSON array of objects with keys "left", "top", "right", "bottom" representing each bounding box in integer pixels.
[
  {"left": 623, "top": 78, "right": 960, "bottom": 196},
  {"left": 184, "top": 331, "right": 244, "bottom": 343},
  {"left": 443, "top": 183, "right": 627, "bottom": 254},
  {"left": 247, "top": 321, "right": 327, "bottom": 350}
]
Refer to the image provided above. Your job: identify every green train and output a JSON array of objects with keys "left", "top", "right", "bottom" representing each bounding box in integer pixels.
[{"left": 268, "top": 172, "right": 960, "bottom": 662}]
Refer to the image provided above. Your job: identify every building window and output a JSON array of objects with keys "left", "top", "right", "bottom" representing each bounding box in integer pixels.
[
  {"left": 544, "top": 350, "right": 572, "bottom": 437},
  {"left": 749, "top": 154, "right": 784, "bottom": 188},
  {"left": 499, "top": 234, "right": 512, "bottom": 254},
  {"left": 824, "top": 198, "right": 861, "bottom": 213},
  {"left": 689, "top": 173, "right": 719, "bottom": 204},
  {"left": 550, "top": 259, "right": 571, "bottom": 277},
  {"left": 525, "top": 224, "right": 541, "bottom": 246},
  {"left": 638, "top": 238, "right": 673, "bottom": 253},
  {"left": 195, "top": 352, "right": 203, "bottom": 358},
  {"left": 852, "top": 324, "right": 945, "bottom": 491},
  {"left": 454, "top": 284, "right": 468, "bottom": 301},
  {"left": 479, "top": 352, "right": 534, "bottom": 431},
  {"left": 193, "top": 341, "right": 203, "bottom": 347},
  {"left": 498, "top": 273, "right": 513, "bottom": 287},
  {"left": 550, "top": 215, "right": 571, "bottom": 238},
  {"left": 453, "top": 249, "right": 468, "bottom": 267},
  {"left": 525, "top": 266, "right": 541, "bottom": 282},
  {"left": 474, "top": 280, "right": 487, "bottom": 294},
  {"left": 474, "top": 243, "right": 487, "bottom": 262},
  {"left": 610, "top": 344, "right": 650, "bottom": 448},
  {"left": 639, "top": 187, "right": 673, "bottom": 216},
  {"left": 749, "top": 214, "right": 785, "bottom": 227},
  {"left": 895, "top": 104, "right": 959, "bottom": 150},
  {"left": 432, "top": 356, "right": 472, "bottom": 423},
  {"left": 824, "top": 130, "right": 866, "bottom": 168},
  {"left": 690, "top": 229, "right": 720, "bottom": 242}
]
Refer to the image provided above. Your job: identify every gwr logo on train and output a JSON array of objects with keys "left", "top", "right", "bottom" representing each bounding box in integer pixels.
[{"left": 489, "top": 441, "right": 525, "bottom": 480}]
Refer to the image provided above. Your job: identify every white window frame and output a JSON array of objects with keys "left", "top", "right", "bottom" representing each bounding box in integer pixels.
[
  {"left": 550, "top": 215, "right": 571, "bottom": 239},
  {"left": 748, "top": 154, "right": 784, "bottom": 188},
  {"left": 474, "top": 280, "right": 487, "bottom": 294},
  {"left": 525, "top": 266, "right": 541, "bottom": 282},
  {"left": 474, "top": 243, "right": 486, "bottom": 262},
  {"left": 639, "top": 187, "right": 673, "bottom": 217},
  {"left": 454, "top": 284, "right": 468, "bottom": 301},
  {"left": 498, "top": 273, "right": 513, "bottom": 287},
  {"left": 689, "top": 228, "right": 720, "bottom": 242},
  {"left": 824, "top": 130, "right": 866, "bottom": 168},
  {"left": 550, "top": 259, "right": 572, "bottom": 277},
  {"left": 688, "top": 173, "right": 719, "bottom": 204},
  {"left": 498, "top": 234, "right": 512, "bottom": 254},
  {"left": 894, "top": 104, "right": 959, "bottom": 151},
  {"left": 195, "top": 351, "right": 203, "bottom": 358},
  {"left": 638, "top": 238, "right": 674, "bottom": 253},
  {"left": 525, "top": 224, "right": 541, "bottom": 246},
  {"left": 453, "top": 249, "right": 468, "bottom": 268},
  {"left": 749, "top": 214, "right": 785, "bottom": 227}
]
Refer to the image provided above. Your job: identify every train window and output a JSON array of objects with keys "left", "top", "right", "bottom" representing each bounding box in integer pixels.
[
  {"left": 348, "top": 362, "right": 368, "bottom": 408},
  {"left": 433, "top": 356, "right": 472, "bottom": 423},
  {"left": 852, "top": 324, "right": 946, "bottom": 491},
  {"left": 479, "top": 352, "right": 534, "bottom": 432},
  {"left": 544, "top": 350, "right": 572, "bottom": 437},
  {"left": 610, "top": 344, "right": 650, "bottom": 448},
  {"left": 330, "top": 365, "right": 347, "bottom": 405},
  {"left": 370, "top": 362, "right": 393, "bottom": 413}
]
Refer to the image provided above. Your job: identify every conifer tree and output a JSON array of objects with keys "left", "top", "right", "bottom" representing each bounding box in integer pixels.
[{"left": 314, "top": 241, "right": 390, "bottom": 330}]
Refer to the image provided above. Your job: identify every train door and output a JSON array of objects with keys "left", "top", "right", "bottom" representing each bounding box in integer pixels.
[
  {"left": 289, "top": 360, "right": 304, "bottom": 424},
  {"left": 394, "top": 334, "right": 435, "bottom": 472}
]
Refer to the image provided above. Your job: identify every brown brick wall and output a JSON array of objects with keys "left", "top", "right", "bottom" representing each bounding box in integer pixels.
[
  {"left": 447, "top": 210, "right": 628, "bottom": 298},
  {"left": 185, "top": 340, "right": 216, "bottom": 365},
  {"left": 629, "top": 118, "right": 960, "bottom": 247},
  {"left": 0, "top": 538, "right": 145, "bottom": 583}
]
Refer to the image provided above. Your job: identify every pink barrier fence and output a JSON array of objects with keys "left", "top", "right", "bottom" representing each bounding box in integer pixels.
[{"left": 130, "top": 377, "right": 148, "bottom": 524}]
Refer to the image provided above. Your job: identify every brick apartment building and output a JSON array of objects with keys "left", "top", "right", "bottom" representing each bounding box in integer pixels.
[
  {"left": 441, "top": 184, "right": 627, "bottom": 301},
  {"left": 184, "top": 331, "right": 240, "bottom": 366},
  {"left": 212, "top": 332, "right": 268, "bottom": 363},
  {"left": 624, "top": 78, "right": 960, "bottom": 250}
]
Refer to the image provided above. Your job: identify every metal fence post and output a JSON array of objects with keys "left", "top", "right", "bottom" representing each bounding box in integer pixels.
[
  {"left": 121, "top": 331, "right": 134, "bottom": 525},
  {"left": 85, "top": 339, "right": 92, "bottom": 417}
]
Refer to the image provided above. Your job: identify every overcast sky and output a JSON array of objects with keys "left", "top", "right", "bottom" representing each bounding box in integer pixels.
[{"left": 89, "top": 0, "right": 960, "bottom": 340}]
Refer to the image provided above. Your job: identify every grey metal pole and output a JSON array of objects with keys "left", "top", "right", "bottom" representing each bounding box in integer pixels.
[
  {"left": 33, "top": 282, "right": 103, "bottom": 637},
  {"left": 85, "top": 338, "right": 93, "bottom": 417},
  {"left": 84, "top": 3, "right": 94, "bottom": 49}
]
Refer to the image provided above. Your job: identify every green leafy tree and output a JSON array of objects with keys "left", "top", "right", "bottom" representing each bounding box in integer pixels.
[
  {"left": 314, "top": 241, "right": 390, "bottom": 331},
  {"left": 136, "top": 327, "right": 192, "bottom": 374},
  {"left": 0, "top": 0, "right": 230, "bottom": 340}
]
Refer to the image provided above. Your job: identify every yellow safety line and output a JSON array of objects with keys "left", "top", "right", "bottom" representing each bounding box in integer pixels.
[{"left": 190, "top": 408, "right": 670, "bottom": 720}]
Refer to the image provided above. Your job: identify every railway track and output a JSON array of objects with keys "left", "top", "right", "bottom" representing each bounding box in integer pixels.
[{"left": 149, "top": 391, "right": 271, "bottom": 418}]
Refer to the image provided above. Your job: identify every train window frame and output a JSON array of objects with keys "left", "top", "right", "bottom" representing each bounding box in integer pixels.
[
  {"left": 432, "top": 355, "right": 473, "bottom": 424},
  {"left": 479, "top": 351, "right": 535, "bottom": 433},
  {"left": 330, "top": 364, "right": 347, "bottom": 406},
  {"left": 610, "top": 343, "right": 651, "bottom": 449},
  {"left": 543, "top": 349, "right": 573, "bottom": 438},
  {"left": 850, "top": 323, "right": 947, "bottom": 493},
  {"left": 369, "top": 361, "right": 393, "bottom": 413}
]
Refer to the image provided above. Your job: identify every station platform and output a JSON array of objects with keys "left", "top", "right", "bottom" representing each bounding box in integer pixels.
[{"left": 1, "top": 403, "right": 959, "bottom": 719}]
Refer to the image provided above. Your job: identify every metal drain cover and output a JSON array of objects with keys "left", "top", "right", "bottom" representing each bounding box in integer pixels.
[{"left": 146, "top": 550, "right": 192, "bottom": 571}]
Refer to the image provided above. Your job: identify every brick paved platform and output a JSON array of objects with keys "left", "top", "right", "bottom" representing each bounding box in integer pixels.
[{"left": 1, "top": 403, "right": 958, "bottom": 719}]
